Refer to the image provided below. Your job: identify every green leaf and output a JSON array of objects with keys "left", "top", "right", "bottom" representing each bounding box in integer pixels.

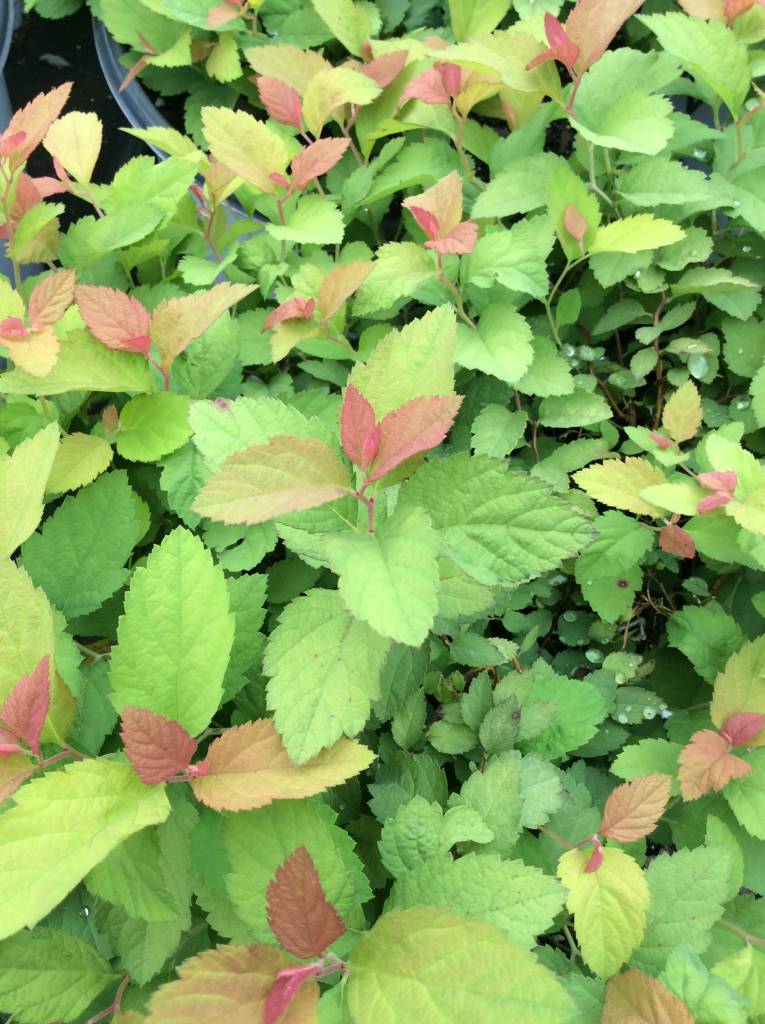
[
  {"left": 115, "top": 393, "right": 192, "bottom": 462},
  {"left": 0, "top": 422, "right": 59, "bottom": 558},
  {"left": 456, "top": 304, "right": 534, "bottom": 386},
  {"left": 312, "top": 0, "right": 375, "bottom": 54},
  {"left": 472, "top": 154, "right": 562, "bottom": 220},
  {"left": 558, "top": 846, "right": 649, "bottom": 978},
  {"left": 349, "top": 306, "right": 456, "bottom": 418},
  {"left": 0, "top": 330, "right": 153, "bottom": 396},
  {"left": 546, "top": 161, "right": 601, "bottom": 262},
  {"left": 449, "top": 0, "right": 511, "bottom": 40},
  {"left": 612, "top": 739, "right": 682, "bottom": 796},
  {"left": 0, "top": 759, "right": 170, "bottom": 941},
  {"left": 448, "top": 750, "right": 523, "bottom": 857},
  {"left": 326, "top": 506, "right": 439, "bottom": 647},
  {"left": 575, "top": 511, "right": 655, "bottom": 624},
  {"left": 538, "top": 389, "right": 611, "bottom": 428},
  {"left": 724, "top": 749, "right": 765, "bottom": 839},
  {"left": 267, "top": 195, "right": 345, "bottom": 246},
  {"left": 617, "top": 157, "right": 716, "bottom": 208},
  {"left": 516, "top": 337, "right": 575, "bottom": 398},
  {"left": 397, "top": 454, "right": 593, "bottom": 588},
  {"left": 575, "top": 92, "right": 675, "bottom": 155},
  {"left": 388, "top": 852, "right": 566, "bottom": 948},
  {"left": 21, "top": 470, "right": 140, "bottom": 619},
  {"left": 223, "top": 799, "right": 371, "bottom": 941},
  {"left": 471, "top": 405, "right": 527, "bottom": 458},
  {"left": 264, "top": 589, "right": 391, "bottom": 763},
  {"left": 667, "top": 605, "right": 744, "bottom": 683},
  {"left": 522, "top": 660, "right": 608, "bottom": 759},
  {"left": 346, "top": 906, "right": 573, "bottom": 1024},
  {"left": 109, "top": 527, "right": 234, "bottom": 735},
  {"left": 45, "top": 432, "right": 113, "bottom": 494},
  {"left": 463, "top": 216, "right": 555, "bottom": 299},
  {"left": 639, "top": 12, "right": 750, "bottom": 116},
  {"left": 352, "top": 242, "right": 438, "bottom": 317},
  {"left": 378, "top": 797, "right": 493, "bottom": 877},
  {"left": 0, "top": 928, "right": 115, "bottom": 1023},
  {"left": 661, "top": 947, "right": 748, "bottom": 1024},
  {"left": 589, "top": 215, "right": 684, "bottom": 255},
  {"left": 631, "top": 847, "right": 731, "bottom": 972}
]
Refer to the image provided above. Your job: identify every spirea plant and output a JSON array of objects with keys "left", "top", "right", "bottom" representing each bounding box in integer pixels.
[{"left": 2, "top": 0, "right": 765, "bottom": 1020}]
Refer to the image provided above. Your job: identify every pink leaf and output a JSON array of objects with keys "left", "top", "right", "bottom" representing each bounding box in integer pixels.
[
  {"left": 544, "top": 13, "right": 581, "bottom": 69},
  {"left": 0, "top": 130, "right": 26, "bottom": 157},
  {"left": 407, "top": 204, "right": 440, "bottom": 240},
  {"left": 340, "top": 383, "right": 378, "bottom": 468},
  {"left": 649, "top": 432, "right": 673, "bottom": 450},
  {"left": 697, "top": 470, "right": 737, "bottom": 494},
  {"left": 291, "top": 138, "right": 350, "bottom": 191},
  {"left": 0, "top": 657, "right": 50, "bottom": 758},
  {"left": 402, "top": 67, "right": 450, "bottom": 105},
  {"left": 367, "top": 393, "right": 463, "bottom": 483},
  {"left": 75, "top": 285, "right": 152, "bottom": 354},
  {"left": 262, "top": 297, "right": 316, "bottom": 333},
  {"left": 425, "top": 220, "right": 478, "bottom": 255},
  {"left": 438, "top": 62, "right": 463, "bottom": 97},
  {"left": 264, "top": 963, "right": 323, "bottom": 1024},
  {"left": 30, "top": 175, "right": 68, "bottom": 198},
  {"left": 120, "top": 707, "right": 198, "bottom": 785},
  {"left": 266, "top": 846, "right": 346, "bottom": 958},
  {"left": 360, "top": 50, "right": 408, "bottom": 87},
  {"left": 257, "top": 76, "right": 303, "bottom": 130},
  {"left": 659, "top": 524, "right": 696, "bottom": 559},
  {"left": 28, "top": 269, "right": 76, "bottom": 329},
  {"left": 0, "top": 317, "right": 28, "bottom": 339},
  {"left": 583, "top": 836, "right": 604, "bottom": 873},
  {"left": 0, "top": 742, "right": 25, "bottom": 757},
  {"left": 207, "top": 4, "right": 242, "bottom": 28},
  {"left": 697, "top": 493, "right": 732, "bottom": 514},
  {"left": 721, "top": 713, "right": 765, "bottom": 747}
]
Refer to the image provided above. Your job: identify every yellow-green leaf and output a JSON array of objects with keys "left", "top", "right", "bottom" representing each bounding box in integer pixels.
[
  {"left": 557, "top": 846, "right": 649, "bottom": 977},
  {"left": 201, "top": 107, "right": 289, "bottom": 193},
  {"left": 589, "top": 215, "right": 684, "bottom": 255},
  {"left": 302, "top": 67, "right": 380, "bottom": 137},
  {"left": 43, "top": 111, "right": 102, "bottom": 183},
  {"left": 662, "top": 380, "right": 702, "bottom": 443},
  {"left": 312, "top": 0, "right": 375, "bottom": 56},
  {"left": 150, "top": 282, "right": 255, "bottom": 369},
  {"left": 45, "top": 432, "right": 113, "bottom": 494},
  {"left": 574, "top": 457, "right": 667, "bottom": 516},
  {"left": 0, "top": 422, "right": 59, "bottom": 557},
  {"left": 711, "top": 636, "right": 765, "bottom": 746}
]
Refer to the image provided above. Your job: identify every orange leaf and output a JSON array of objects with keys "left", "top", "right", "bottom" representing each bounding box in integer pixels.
[
  {"left": 679, "top": 729, "right": 751, "bottom": 800},
  {"left": 360, "top": 50, "right": 408, "bottom": 88},
  {"left": 368, "top": 393, "right": 463, "bottom": 483},
  {"left": 564, "top": 204, "right": 589, "bottom": 244},
  {"left": 290, "top": 137, "right": 349, "bottom": 191},
  {"left": 121, "top": 707, "right": 197, "bottom": 785},
  {"left": 602, "top": 968, "right": 694, "bottom": 1023},
  {"left": 4, "top": 84, "right": 72, "bottom": 169},
  {"left": 317, "top": 260, "right": 373, "bottom": 321},
  {"left": 150, "top": 282, "right": 256, "bottom": 368},
  {"left": 266, "top": 846, "right": 346, "bottom": 959},
  {"left": 190, "top": 719, "right": 374, "bottom": 811},
  {"left": 599, "top": 774, "right": 672, "bottom": 842},
  {"left": 75, "top": 285, "right": 151, "bottom": 354},
  {"left": 257, "top": 76, "right": 303, "bottom": 129},
  {"left": 144, "top": 945, "right": 318, "bottom": 1024},
  {"left": 262, "top": 297, "right": 316, "bottom": 333},
  {"left": 28, "top": 269, "right": 75, "bottom": 329},
  {"left": 565, "top": 0, "right": 647, "bottom": 74},
  {"left": 659, "top": 524, "right": 696, "bottom": 559},
  {"left": 402, "top": 171, "right": 464, "bottom": 238}
]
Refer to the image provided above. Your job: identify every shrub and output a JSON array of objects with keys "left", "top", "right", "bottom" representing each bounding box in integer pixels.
[{"left": 1, "top": 0, "right": 765, "bottom": 1021}]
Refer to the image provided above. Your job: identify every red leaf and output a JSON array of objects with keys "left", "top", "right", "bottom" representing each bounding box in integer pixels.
[
  {"left": 721, "top": 712, "right": 765, "bottom": 747},
  {"left": 75, "top": 285, "right": 152, "bottom": 354},
  {"left": 425, "top": 220, "right": 478, "bottom": 255},
  {"left": 438, "top": 62, "right": 463, "bottom": 96},
  {"left": 679, "top": 729, "right": 752, "bottom": 800},
  {"left": 659, "top": 524, "right": 696, "bottom": 559},
  {"left": 360, "top": 50, "right": 408, "bottom": 87},
  {"left": 367, "top": 393, "right": 463, "bottom": 483},
  {"left": 340, "top": 383, "right": 378, "bottom": 468},
  {"left": 262, "top": 297, "right": 316, "bottom": 333},
  {"left": 257, "top": 76, "right": 303, "bottom": 130},
  {"left": 649, "top": 432, "right": 673, "bottom": 450},
  {"left": 28, "top": 269, "right": 76, "bottom": 329},
  {"left": 402, "top": 66, "right": 450, "bottom": 105},
  {"left": 291, "top": 138, "right": 350, "bottom": 191},
  {"left": 266, "top": 846, "right": 346, "bottom": 959},
  {"left": 264, "top": 964, "right": 322, "bottom": 1024},
  {"left": 407, "top": 204, "right": 440, "bottom": 240},
  {"left": 584, "top": 836, "right": 603, "bottom": 873},
  {"left": 697, "top": 470, "right": 737, "bottom": 494},
  {"left": 697, "top": 493, "right": 732, "bottom": 514},
  {"left": 563, "top": 204, "right": 589, "bottom": 243},
  {"left": 0, "top": 317, "right": 28, "bottom": 339},
  {"left": 120, "top": 707, "right": 197, "bottom": 785},
  {"left": 0, "top": 657, "right": 50, "bottom": 758}
]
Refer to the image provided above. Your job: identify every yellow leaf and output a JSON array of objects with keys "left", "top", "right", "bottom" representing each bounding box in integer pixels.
[
  {"left": 150, "top": 282, "right": 256, "bottom": 369},
  {"left": 43, "top": 111, "right": 103, "bottom": 183},
  {"left": 0, "top": 422, "right": 59, "bottom": 557},
  {"left": 312, "top": 0, "right": 374, "bottom": 56},
  {"left": 191, "top": 719, "right": 374, "bottom": 811},
  {"left": 317, "top": 260, "right": 373, "bottom": 322},
  {"left": 711, "top": 637, "right": 765, "bottom": 746},
  {"left": 201, "top": 107, "right": 289, "bottom": 193},
  {"left": 729, "top": 487, "right": 765, "bottom": 536},
  {"left": 302, "top": 66, "right": 381, "bottom": 137},
  {"left": 589, "top": 215, "right": 685, "bottom": 255},
  {"left": 244, "top": 44, "right": 331, "bottom": 94},
  {"left": 662, "top": 380, "right": 702, "bottom": 443},
  {"left": 0, "top": 754, "right": 35, "bottom": 806},
  {"left": 599, "top": 774, "right": 672, "bottom": 842},
  {"left": 557, "top": 846, "right": 648, "bottom": 977},
  {"left": 4, "top": 327, "right": 60, "bottom": 378},
  {"left": 602, "top": 967, "right": 694, "bottom": 1023},
  {"left": 573, "top": 457, "right": 667, "bottom": 516},
  {"left": 46, "top": 432, "right": 113, "bottom": 494}
]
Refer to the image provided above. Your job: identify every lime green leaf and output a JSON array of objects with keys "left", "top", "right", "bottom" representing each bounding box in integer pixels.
[
  {"left": 574, "top": 92, "right": 675, "bottom": 155},
  {"left": 326, "top": 506, "right": 439, "bottom": 647},
  {"left": 523, "top": 660, "right": 608, "bottom": 759},
  {"left": 388, "top": 852, "right": 566, "bottom": 948},
  {"left": 193, "top": 435, "right": 353, "bottom": 526},
  {"left": 546, "top": 160, "right": 601, "bottom": 262},
  {"left": 21, "top": 470, "right": 140, "bottom": 619},
  {"left": 265, "top": 589, "right": 391, "bottom": 763},
  {"left": 618, "top": 158, "right": 716, "bottom": 208},
  {"left": 301, "top": 66, "right": 380, "bottom": 137},
  {"left": 397, "top": 454, "right": 593, "bottom": 587},
  {"left": 574, "top": 457, "right": 666, "bottom": 516},
  {"left": 557, "top": 846, "right": 648, "bottom": 978},
  {"left": 312, "top": 0, "right": 375, "bottom": 55},
  {"left": 349, "top": 306, "right": 456, "bottom": 418},
  {"left": 115, "top": 393, "right": 192, "bottom": 462},
  {"left": 45, "top": 432, "right": 113, "bottom": 494},
  {"left": 110, "top": 527, "right": 234, "bottom": 734},
  {"left": 0, "top": 928, "right": 115, "bottom": 1023},
  {"left": 589, "top": 215, "right": 684, "bottom": 255},
  {"left": 472, "top": 154, "right": 562, "bottom": 221},
  {"left": 0, "top": 330, "right": 153, "bottom": 396},
  {"left": 612, "top": 739, "right": 682, "bottom": 796},
  {"left": 267, "top": 195, "right": 346, "bottom": 246},
  {"left": 575, "top": 511, "right": 655, "bottom": 623},
  {"left": 346, "top": 907, "right": 573, "bottom": 1024},
  {"left": 352, "top": 242, "right": 438, "bottom": 317},
  {"left": 661, "top": 947, "right": 748, "bottom": 1024},
  {"left": 463, "top": 216, "right": 555, "bottom": 299},
  {"left": 639, "top": 13, "right": 750, "bottom": 116},
  {"left": 456, "top": 304, "right": 534, "bottom": 386},
  {"left": 448, "top": 750, "right": 523, "bottom": 857},
  {"left": 224, "top": 799, "right": 371, "bottom": 941},
  {"left": 201, "top": 107, "right": 288, "bottom": 193},
  {"left": 631, "top": 847, "right": 730, "bottom": 973},
  {"left": 663, "top": 380, "right": 702, "bottom": 443},
  {"left": 711, "top": 636, "right": 765, "bottom": 745},
  {"left": 667, "top": 605, "right": 744, "bottom": 683},
  {"left": 0, "top": 759, "right": 170, "bottom": 941},
  {"left": 470, "top": 405, "right": 527, "bottom": 458},
  {"left": 516, "top": 337, "right": 575, "bottom": 398},
  {"left": 378, "top": 797, "right": 493, "bottom": 877},
  {"left": 724, "top": 749, "right": 765, "bottom": 839},
  {"left": 449, "top": 0, "right": 512, "bottom": 40},
  {"left": 538, "top": 389, "right": 611, "bottom": 428},
  {"left": 0, "top": 422, "right": 59, "bottom": 558}
]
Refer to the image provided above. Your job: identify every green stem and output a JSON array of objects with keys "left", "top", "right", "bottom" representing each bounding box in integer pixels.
[{"left": 585, "top": 141, "right": 614, "bottom": 208}]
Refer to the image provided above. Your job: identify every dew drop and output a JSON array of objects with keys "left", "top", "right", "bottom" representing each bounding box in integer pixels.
[
  {"left": 562, "top": 610, "right": 578, "bottom": 622},
  {"left": 585, "top": 648, "right": 603, "bottom": 664},
  {"left": 617, "top": 714, "right": 629, "bottom": 724},
  {"left": 643, "top": 707, "right": 656, "bottom": 720}
]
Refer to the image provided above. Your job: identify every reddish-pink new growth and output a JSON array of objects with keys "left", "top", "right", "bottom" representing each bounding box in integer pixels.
[
  {"left": 721, "top": 712, "right": 765, "bottom": 747},
  {"left": 402, "top": 61, "right": 463, "bottom": 106},
  {"left": 659, "top": 524, "right": 696, "bottom": 559},
  {"left": 266, "top": 846, "right": 346, "bottom": 959},
  {"left": 257, "top": 76, "right": 303, "bottom": 130},
  {"left": 526, "top": 14, "right": 581, "bottom": 73},
  {"left": 121, "top": 707, "right": 198, "bottom": 785},
  {"left": 0, "top": 657, "right": 50, "bottom": 758},
  {"left": 264, "top": 964, "right": 322, "bottom": 1024},
  {"left": 262, "top": 297, "right": 316, "bottom": 333},
  {"left": 75, "top": 285, "right": 152, "bottom": 355}
]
